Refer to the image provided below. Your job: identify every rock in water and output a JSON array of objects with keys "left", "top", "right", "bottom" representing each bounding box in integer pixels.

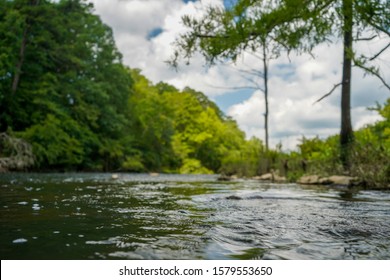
[
  {"left": 218, "top": 175, "right": 232, "bottom": 181},
  {"left": 297, "top": 174, "right": 359, "bottom": 186},
  {"left": 258, "top": 173, "right": 273, "bottom": 180},
  {"left": 297, "top": 175, "right": 321, "bottom": 184},
  {"left": 247, "top": 195, "right": 263, "bottom": 200},
  {"left": 327, "top": 175, "right": 358, "bottom": 186},
  {"left": 225, "top": 195, "right": 242, "bottom": 200}
]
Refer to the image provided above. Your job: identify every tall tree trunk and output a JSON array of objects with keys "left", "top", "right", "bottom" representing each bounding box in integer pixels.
[
  {"left": 12, "top": 27, "right": 28, "bottom": 94},
  {"left": 262, "top": 43, "right": 269, "bottom": 152},
  {"left": 340, "top": 0, "right": 354, "bottom": 171},
  {"left": 11, "top": 0, "right": 40, "bottom": 94}
]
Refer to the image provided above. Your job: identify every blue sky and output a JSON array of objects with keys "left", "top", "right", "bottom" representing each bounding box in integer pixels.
[
  {"left": 90, "top": 0, "right": 389, "bottom": 150},
  {"left": 215, "top": 89, "right": 253, "bottom": 112}
]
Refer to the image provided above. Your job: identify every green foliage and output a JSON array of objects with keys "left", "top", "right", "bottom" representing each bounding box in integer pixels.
[
  {"left": 220, "top": 137, "right": 263, "bottom": 177},
  {"left": 128, "top": 69, "right": 259, "bottom": 175},
  {"left": 128, "top": 69, "right": 177, "bottom": 172},
  {"left": 179, "top": 158, "right": 213, "bottom": 175},
  {"left": 122, "top": 154, "right": 145, "bottom": 173},
  {"left": 18, "top": 114, "right": 84, "bottom": 168},
  {"left": 350, "top": 127, "right": 390, "bottom": 188},
  {"left": 298, "top": 135, "right": 343, "bottom": 175},
  {"left": 0, "top": 0, "right": 132, "bottom": 171},
  {"left": 275, "top": 100, "right": 390, "bottom": 187},
  {"left": 349, "top": 99, "right": 390, "bottom": 188},
  {"left": 0, "top": 0, "right": 261, "bottom": 174}
]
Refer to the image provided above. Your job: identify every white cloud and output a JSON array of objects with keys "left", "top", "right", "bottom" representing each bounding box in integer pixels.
[
  {"left": 89, "top": 0, "right": 390, "bottom": 151},
  {"left": 227, "top": 39, "right": 389, "bottom": 150}
]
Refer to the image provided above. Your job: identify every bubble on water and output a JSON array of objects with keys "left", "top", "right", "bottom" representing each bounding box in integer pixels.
[
  {"left": 53, "top": 231, "right": 60, "bottom": 234},
  {"left": 78, "top": 235, "right": 84, "bottom": 238},
  {"left": 86, "top": 240, "right": 116, "bottom": 245},
  {"left": 24, "top": 187, "right": 33, "bottom": 191},
  {"left": 18, "top": 201, "right": 28, "bottom": 205},
  {"left": 13, "top": 238, "right": 28, "bottom": 244},
  {"left": 32, "top": 204, "right": 41, "bottom": 210}
]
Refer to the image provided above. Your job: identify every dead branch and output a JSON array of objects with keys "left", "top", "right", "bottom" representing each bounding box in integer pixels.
[
  {"left": 370, "top": 42, "right": 390, "bottom": 61},
  {"left": 355, "top": 35, "right": 378, "bottom": 41},
  {"left": 313, "top": 82, "right": 343, "bottom": 105},
  {"left": 354, "top": 63, "right": 390, "bottom": 91}
]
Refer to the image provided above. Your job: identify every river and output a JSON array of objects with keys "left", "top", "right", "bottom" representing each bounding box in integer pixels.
[{"left": 1, "top": 173, "right": 389, "bottom": 259}]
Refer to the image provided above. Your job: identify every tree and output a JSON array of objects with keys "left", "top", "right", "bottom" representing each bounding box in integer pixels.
[
  {"left": 281, "top": 0, "right": 389, "bottom": 169},
  {"left": 169, "top": 0, "right": 289, "bottom": 152},
  {"left": 170, "top": 0, "right": 390, "bottom": 171},
  {"left": 127, "top": 68, "right": 256, "bottom": 174},
  {"left": 128, "top": 69, "right": 178, "bottom": 172},
  {"left": 1, "top": 0, "right": 266, "bottom": 174},
  {"left": 0, "top": 0, "right": 133, "bottom": 170}
]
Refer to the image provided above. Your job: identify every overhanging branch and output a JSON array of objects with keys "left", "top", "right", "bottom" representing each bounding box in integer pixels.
[
  {"left": 367, "top": 21, "right": 390, "bottom": 37},
  {"left": 370, "top": 42, "right": 390, "bottom": 61},
  {"left": 208, "top": 84, "right": 263, "bottom": 91},
  {"left": 355, "top": 35, "right": 378, "bottom": 41},
  {"left": 354, "top": 63, "right": 390, "bottom": 91},
  {"left": 313, "top": 82, "right": 343, "bottom": 105},
  {"left": 194, "top": 33, "right": 229, "bottom": 39}
]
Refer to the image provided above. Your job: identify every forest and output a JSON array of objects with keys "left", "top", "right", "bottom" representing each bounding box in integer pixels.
[{"left": 0, "top": 0, "right": 389, "bottom": 188}]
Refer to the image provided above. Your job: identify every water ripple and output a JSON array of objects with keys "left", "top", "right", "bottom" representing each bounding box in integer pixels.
[{"left": 1, "top": 173, "right": 389, "bottom": 259}]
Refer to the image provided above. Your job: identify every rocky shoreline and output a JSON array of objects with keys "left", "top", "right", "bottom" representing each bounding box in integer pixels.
[{"left": 219, "top": 172, "right": 389, "bottom": 189}]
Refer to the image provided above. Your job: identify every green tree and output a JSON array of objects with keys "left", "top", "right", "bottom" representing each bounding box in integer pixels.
[
  {"left": 128, "top": 69, "right": 178, "bottom": 172},
  {"left": 170, "top": 0, "right": 289, "bottom": 152},
  {"left": 170, "top": 0, "right": 390, "bottom": 171},
  {"left": 0, "top": 0, "right": 269, "bottom": 174},
  {"left": 0, "top": 0, "right": 133, "bottom": 170},
  {"left": 280, "top": 0, "right": 389, "bottom": 170}
]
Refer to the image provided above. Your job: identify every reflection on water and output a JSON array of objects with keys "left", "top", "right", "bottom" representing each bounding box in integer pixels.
[{"left": 1, "top": 173, "right": 389, "bottom": 260}]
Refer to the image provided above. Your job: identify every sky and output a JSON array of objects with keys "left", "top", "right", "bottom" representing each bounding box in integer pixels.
[{"left": 88, "top": 0, "right": 390, "bottom": 150}]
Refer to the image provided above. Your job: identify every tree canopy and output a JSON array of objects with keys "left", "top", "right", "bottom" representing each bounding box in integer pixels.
[{"left": 0, "top": 0, "right": 264, "bottom": 175}]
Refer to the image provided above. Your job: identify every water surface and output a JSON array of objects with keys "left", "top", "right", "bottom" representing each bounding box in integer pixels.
[{"left": 1, "top": 173, "right": 389, "bottom": 259}]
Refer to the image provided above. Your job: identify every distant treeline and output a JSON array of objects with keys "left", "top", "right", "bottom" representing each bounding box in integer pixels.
[
  {"left": 0, "top": 0, "right": 389, "bottom": 188},
  {"left": 0, "top": 0, "right": 264, "bottom": 174}
]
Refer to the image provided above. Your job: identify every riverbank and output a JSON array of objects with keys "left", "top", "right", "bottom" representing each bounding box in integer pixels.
[
  {"left": 1, "top": 167, "right": 389, "bottom": 190},
  {"left": 219, "top": 172, "right": 390, "bottom": 190}
]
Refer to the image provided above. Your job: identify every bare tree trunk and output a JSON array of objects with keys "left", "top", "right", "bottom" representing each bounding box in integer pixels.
[
  {"left": 262, "top": 44, "right": 269, "bottom": 152},
  {"left": 340, "top": 0, "right": 354, "bottom": 170}
]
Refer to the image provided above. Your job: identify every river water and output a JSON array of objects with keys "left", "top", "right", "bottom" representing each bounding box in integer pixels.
[{"left": 1, "top": 173, "right": 389, "bottom": 260}]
